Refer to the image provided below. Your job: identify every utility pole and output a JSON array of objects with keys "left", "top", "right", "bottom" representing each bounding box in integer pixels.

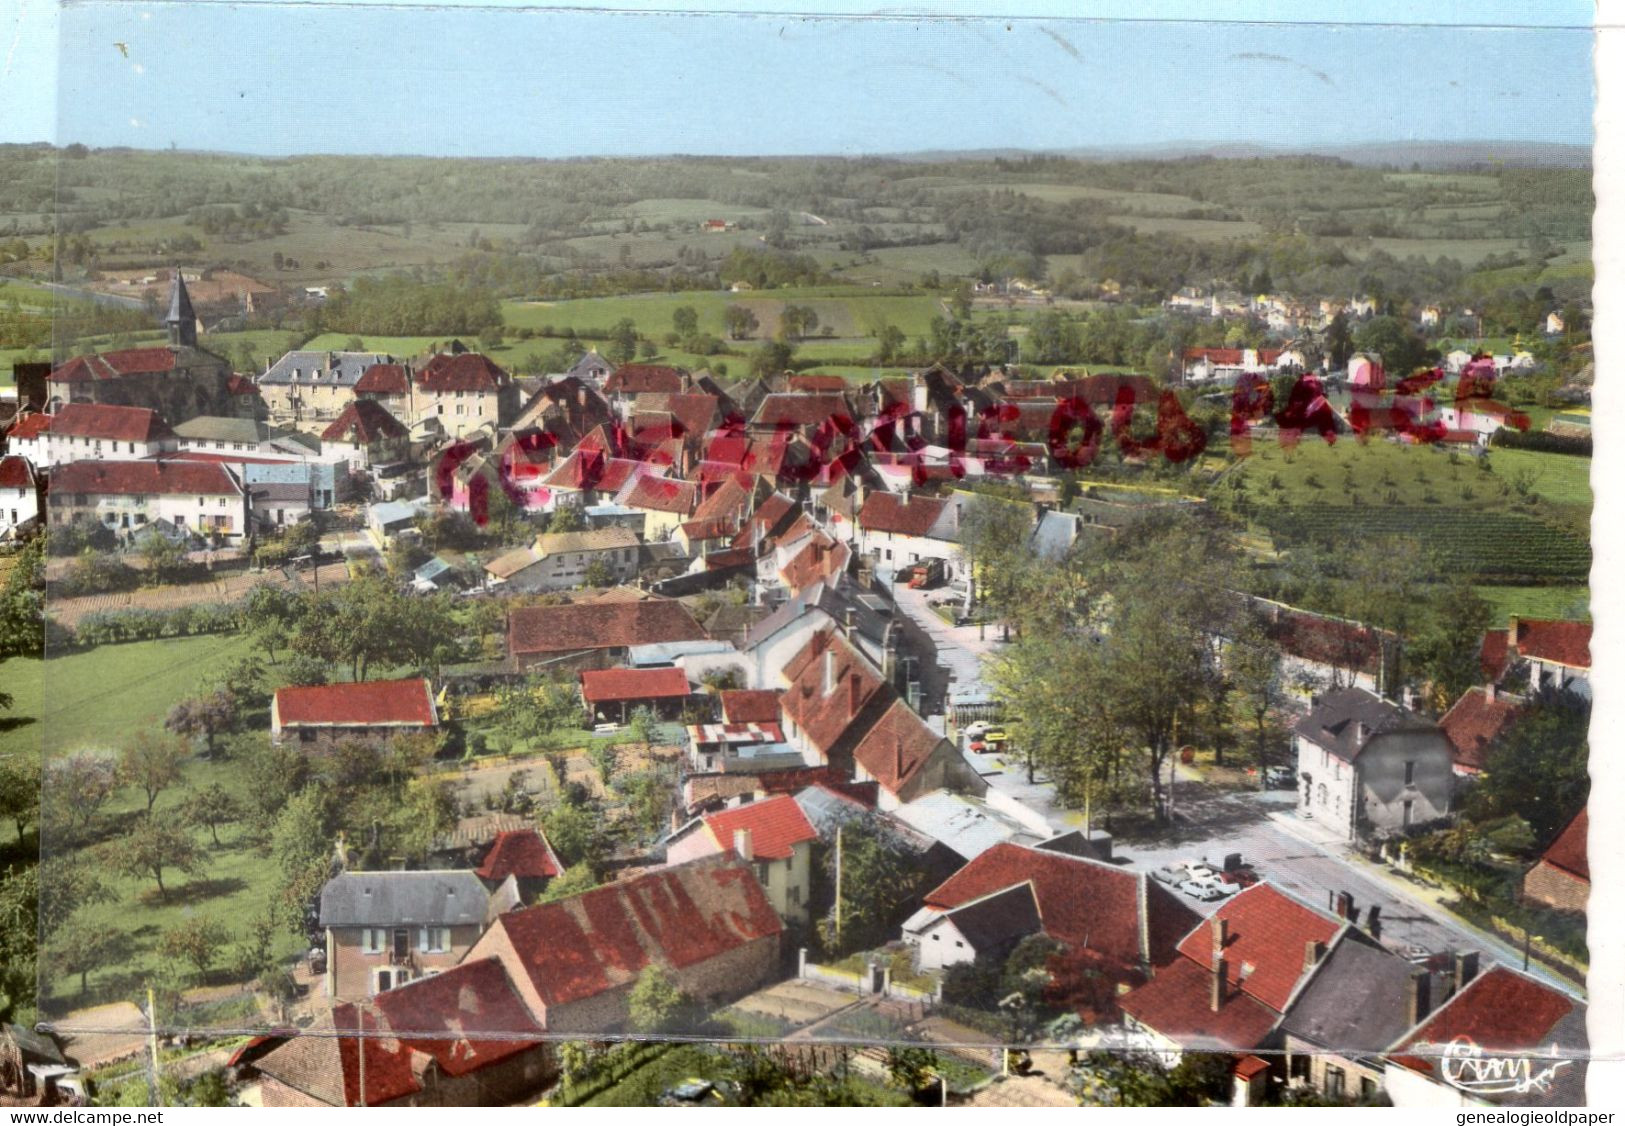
[
  {"left": 145, "top": 987, "right": 160, "bottom": 1107},
  {"left": 834, "top": 825, "right": 844, "bottom": 950}
]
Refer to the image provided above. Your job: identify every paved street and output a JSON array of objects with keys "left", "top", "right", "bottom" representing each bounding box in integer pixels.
[{"left": 888, "top": 582, "right": 1581, "bottom": 999}]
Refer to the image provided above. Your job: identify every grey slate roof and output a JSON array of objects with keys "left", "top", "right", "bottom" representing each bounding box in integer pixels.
[
  {"left": 935, "top": 883, "right": 1042, "bottom": 954},
  {"left": 1030, "top": 510, "right": 1081, "bottom": 562},
  {"left": 165, "top": 271, "right": 194, "bottom": 326},
  {"left": 173, "top": 416, "right": 279, "bottom": 444},
  {"left": 260, "top": 350, "right": 393, "bottom": 387},
  {"left": 318, "top": 870, "right": 490, "bottom": 928},
  {"left": 1293, "top": 687, "right": 1436, "bottom": 763},
  {"left": 1278, "top": 927, "right": 1422, "bottom": 1053}
]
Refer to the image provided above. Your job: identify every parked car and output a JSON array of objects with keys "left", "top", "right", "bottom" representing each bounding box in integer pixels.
[
  {"left": 1220, "top": 865, "right": 1259, "bottom": 888},
  {"left": 660, "top": 1079, "right": 727, "bottom": 1107},
  {"left": 983, "top": 728, "right": 1009, "bottom": 746},
  {"left": 1180, "top": 859, "right": 1220, "bottom": 882},
  {"left": 1181, "top": 878, "right": 1229, "bottom": 902},
  {"left": 963, "top": 721, "right": 990, "bottom": 740},
  {"left": 1265, "top": 765, "right": 1295, "bottom": 789},
  {"left": 1152, "top": 865, "right": 1188, "bottom": 889}
]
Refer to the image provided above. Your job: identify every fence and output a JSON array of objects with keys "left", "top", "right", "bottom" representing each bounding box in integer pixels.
[{"left": 796, "top": 948, "right": 942, "bottom": 1006}]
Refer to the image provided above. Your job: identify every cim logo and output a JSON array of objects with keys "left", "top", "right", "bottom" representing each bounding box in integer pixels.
[{"left": 1438, "top": 1037, "right": 1574, "bottom": 1099}]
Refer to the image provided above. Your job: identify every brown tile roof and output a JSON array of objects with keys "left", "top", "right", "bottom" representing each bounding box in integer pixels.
[
  {"left": 750, "top": 392, "right": 852, "bottom": 430},
  {"left": 51, "top": 347, "right": 177, "bottom": 382},
  {"left": 321, "top": 399, "right": 408, "bottom": 444},
  {"left": 539, "top": 451, "right": 639, "bottom": 494},
  {"left": 788, "top": 374, "right": 849, "bottom": 393},
  {"left": 779, "top": 534, "right": 850, "bottom": 593},
  {"left": 416, "top": 352, "right": 509, "bottom": 393},
  {"left": 1116, "top": 954, "right": 1280, "bottom": 1051},
  {"left": 1439, "top": 687, "right": 1522, "bottom": 773},
  {"left": 605, "top": 364, "right": 688, "bottom": 395},
  {"left": 480, "top": 853, "right": 780, "bottom": 1010},
  {"left": 778, "top": 629, "right": 892, "bottom": 758},
  {"left": 49, "top": 403, "right": 173, "bottom": 443},
  {"left": 354, "top": 363, "right": 411, "bottom": 394},
  {"left": 1174, "top": 883, "right": 1340, "bottom": 1012},
  {"left": 274, "top": 678, "right": 437, "bottom": 729},
  {"left": 702, "top": 794, "right": 818, "bottom": 860},
  {"left": 1514, "top": 618, "right": 1591, "bottom": 669},
  {"left": 50, "top": 458, "right": 241, "bottom": 498},
  {"left": 1389, "top": 966, "right": 1584, "bottom": 1089},
  {"left": 1268, "top": 610, "right": 1390, "bottom": 676},
  {"left": 1480, "top": 628, "right": 1512, "bottom": 681},
  {"left": 848, "top": 698, "right": 944, "bottom": 796},
  {"left": 618, "top": 473, "right": 698, "bottom": 515},
  {"left": 857, "top": 491, "right": 949, "bottom": 537},
  {"left": 508, "top": 599, "right": 707, "bottom": 657},
  {"left": 719, "top": 689, "right": 782, "bottom": 725},
  {"left": 0, "top": 456, "right": 35, "bottom": 489}
]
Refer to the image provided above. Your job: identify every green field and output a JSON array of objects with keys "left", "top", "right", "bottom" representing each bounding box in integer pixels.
[
  {"left": 502, "top": 288, "right": 947, "bottom": 342},
  {"left": 1475, "top": 585, "right": 1590, "bottom": 623}
]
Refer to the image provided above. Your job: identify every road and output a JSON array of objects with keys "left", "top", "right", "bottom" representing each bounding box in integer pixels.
[{"left": 887, "top": 578, "right": 1581, "bottom": 999}]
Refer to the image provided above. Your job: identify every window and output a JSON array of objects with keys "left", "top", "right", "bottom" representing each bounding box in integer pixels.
[
  {"left": 1316, "top": 783, "right": 1327, "bottom": 807},
  {"left": 1404, "top": 760, "right": 1415, "bottom": 785},
  {"left": 788, "top": 885, "right": 801, "bottom": 906},
  {"left": 1325, "top": 1066, "right": 1345, "bottom": 1099},
  {"left": 755, "top": 861, "right": 770, "bottom": 885},
  {"left": 375, "top": 969, "right": 392, "bottom": 994},
  {"left": 1402, "top": 800, "right": 1414, "bottom": 827},
  {"left": 361, "top": 928, "right": 385, "bottom": 954},
  {"left": 419, "top": 927, "right": 450, "bottom": 953},
  {"left": 931, "top": 933, "right": 940, "bottom": 942},
  {"left": 1359, "top": 1077, "right": 1376, "bottom": 1103}
]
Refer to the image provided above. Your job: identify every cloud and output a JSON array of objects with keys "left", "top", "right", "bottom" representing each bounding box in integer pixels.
[
  {"left": 129, "top": 117, "right": 142, "bottom": 128},
  {"left": 131, "top": 62, "right": 144, "bottom": 76},
  {"left": 1231, "top": 51, "right": 1333, "bottom": 87}
]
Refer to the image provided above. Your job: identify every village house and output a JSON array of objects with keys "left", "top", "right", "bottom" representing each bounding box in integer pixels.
[
  {"left": 0, "top": 456, "right": 41, "bottom": 542},
  {"left": 2, "top": 412, "right": 50, "bottom": 466},
  {"left": 604, "top": 363, "right": 690, "bottom": 402},
  {"left": 318, "top": 869, "right": 496, "bottom": 999},
  {"left": 855, "top": 490, "right": 964, "bottom": 582},
  {"left": 579, "top": 665, "right": 693, "bottom": 726},
  {"left": 0, "top": 1022, "right": 69, "bottom": 1104},
  {"left": 1520, "top": 805, "right": 1587, "bottom": 914},
  {"left": 664, "top": 794, "right": 819, "bottom": 925},
  {"left": 564, "top": 349, "right": 615, "bottom": 384},
  {"left": 483, "top": 527, "right": 641, "bottom": 593},
  {"left": 319, "top": 399, "right": 411, "bottom": 471},
  {"left": 846, "top": 696, "right": 986, "bottom": 810},
  {"left": 463, "top": 853, "right": 782, "bottom": 1033},
  {"left": 1293, "top": 688, "right": 1455, "bottom": 841},
  {"left": 257, "top": 350, "right": 395, "bottom": 430},
  {"left": 1118, "top": 883, "right": 1343, "bottom": 1059},
  {"left": 1436, "top": 395, "right": 1531, "bottom": 445},
  {"left": 1480, "top": 617, "right": 1591, "bottom": 700},
  {"left": 48, "top": 458, "right": 248, "bottom": 544},
  {"left": 270, "top": 678, "right": 440, "bottom": 747},
  {"left": 507, "top": 597, "right": 708, "bottom": 673},
  {"left": 890, "top": 788, "right": 1052, "bottom": 864},
  {"left": 171, "top": 416, "right": 313, "bottom": 459},
  {"left": 615, "top": 472, "right": 699, "bottom": 540},
  {"left": 472, "top": 828, "right": 563, "bottom": 904},
  {"left": 1383, "top": 965, "right": 1586, "bottom": 1108},
  {"left": 39, "top": 402, "right": 175, "bottom": 467},
  {"left": 1258, "top": 603, "right": 1398, "bottom": 703},
  {"left": 1181, "top": 348, "right": 1285, "bottom": 385},
  {"left": 535, "top": 450, "right": 643, "bottom": 514},
  {"left": 904, "top": 843, "right": 1199, "bottom": 1018},
  {"left": 252, "top": 957, "right": 554, "bottom": 1106},
  {"left": 1438, "top": 685, "right": 1522, "bottom": 776},
  {"left": 412, "top": 352, "right": 516, "bottom": 438}
]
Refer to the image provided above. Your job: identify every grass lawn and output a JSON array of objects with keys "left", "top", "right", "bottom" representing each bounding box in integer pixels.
[
  {"left": 1486, "top": 448, "right": 1592, "bottom": 506},
  {"left": 1474, "top": 585, "right": 1590, "bottom": 622}
]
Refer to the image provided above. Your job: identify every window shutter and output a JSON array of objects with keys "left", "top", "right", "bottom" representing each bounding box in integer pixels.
[{"left": 419, "top": 927, "right": 429, "bottom": 953}]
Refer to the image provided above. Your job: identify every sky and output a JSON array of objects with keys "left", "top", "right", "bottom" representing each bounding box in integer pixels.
[{"left": 0, "top": 1, "right": 1597, "bottom": 158}]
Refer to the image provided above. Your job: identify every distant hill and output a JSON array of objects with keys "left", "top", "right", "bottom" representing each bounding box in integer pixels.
[{"left": 891, "top": 140, "right": 1591, "bottom": 169}]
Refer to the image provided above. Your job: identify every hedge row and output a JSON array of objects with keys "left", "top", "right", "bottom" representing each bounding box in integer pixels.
[
  {"left": 1491, "top": 428, "right": 1592, "bottom": 457},
  {"left": 58, "top": 603, "right": 241, "bottom": 649}
]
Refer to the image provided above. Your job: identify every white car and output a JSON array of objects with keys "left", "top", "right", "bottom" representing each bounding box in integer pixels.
[
  {"left": 963, "top": 721, "right": 990, "bottom": 740},
  {"left": 1181, "top": 876, "right": 1232, "bottom": 901}
]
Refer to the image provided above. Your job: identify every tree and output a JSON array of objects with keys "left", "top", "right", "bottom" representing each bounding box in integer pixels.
[
  {"left": 43, "top": 753, "right": 117, "bottom": 837},
  {"left": 119, "top": 729, "right": 189, "bottom": 815},
  {"left": 1354, "top": 315, "right": 1433, "bottom": 376},
  {"left": 1409, "top": 578, "right": 1493, "bottom": 711},
  {"left": 672, "top": 305, "right": 699, "bottom": 339},
  {"left": 548, "top": 504, "right": 586, "bottom": 534},
  {"left": 582, "top": 557, "right": 615, "bottom": 588},
  {"left": 539, "top": 863, "right": 601, "bottom": 902},
  {"left": 139, "top": 533, "right": 190, "bottom": 585},
  {"left": 750, "top": 338, "right": 795, "bottom": 378},
  {"left": 816, "top": 816, "right": 928, "bottom": 956},
  {"left": 723, "top": 304, "right": 760, "bottom": 341},
  {"left": 112, "top": 819, "right": 204, "bottom": 901},
  {"left": 607, "top": 318, "right": 639, "bottom": 364},
  {"left": 542, "top": 799, "right": 607, "bottom": 875},
  {"left": 884, "top": 1047, "right": 938, "bottom": 1096},
  {"left": 36, "top": 857, "right": 110, "bottom": 940},
  {"left": 627, "top": 965, "right": 694, "bottom": 1033},
  {"left": 269, "top": 789, "right": 332, "bottom": 938},
  {"left": 165, "top": 690, "right": 235, "bottom": 759},
  {"left": 50, "top": 925, "right": 117, "bottom": 996},
  {"left": 184, "top": 783, "right": 243, "bottom": 846},
  {"left": 1476, "top": 689, "right": 1589, "bottom": 842},
  {"left": 1225, "top": 613, "right": 1291, "bottom": 779},
  {"left": 1325, "top": 310, "right": 1354, "bottom": 370},
  {"left": 957, "top": 495, "right": 1039, "bottom": 630},
  {"left": 0, "top": 757, "right": 39, "bottom": 844},
  {"left": 243, "top": 582, "right": 300, "bottom": 663},
  {"left": 159, "top": 915, "right": 231, "bottom": 983}
]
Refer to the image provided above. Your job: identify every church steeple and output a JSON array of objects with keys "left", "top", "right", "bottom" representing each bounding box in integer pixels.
[{"left": 165, "top": 267, "right": 196, "bottom": 348}]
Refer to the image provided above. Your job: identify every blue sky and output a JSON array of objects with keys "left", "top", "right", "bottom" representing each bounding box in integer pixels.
[{"left": 2, "top": 1, "right": 1597, "bottom": 156}]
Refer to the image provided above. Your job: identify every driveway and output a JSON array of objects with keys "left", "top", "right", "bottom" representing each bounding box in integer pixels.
[{"left": 888, "top": 580, "right": 1008, "bottom": 721}]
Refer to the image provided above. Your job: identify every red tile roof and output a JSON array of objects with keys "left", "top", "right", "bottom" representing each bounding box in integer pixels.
[
  {"left": 508, "top": 599, "right": 707, "bottom": 657},
  {"left": 274, "top": 677, "right": 437, "bottom": 729},
  {"left": 540, "top": 451, "right": 640, "bottom": 494},
  {"left": 751, "top": 392, "right": 853, "bottom": 430},
  {"left": 6, "top": 412, "right": 50, "bottom": 440},
  {"left": 482, "top": 853, "right": 781, "bottom": 1010},
  {"left": 50, "top": 403, "right": 174, "bottom": 443},
  {"left": 925, "top": 843, "right": 1199, "bottom": 967},
  {"left": 606, "top": 364, "right": 688, "bottom": 395},
  {"left": 1267, "top": 610, "right": 1389, "bottom": 677},
  {"left": 0, "top": 456, "right": 34, "bottom": 489},
  {"left": 50, "top": 458, "right": 241, "bottom": 498},
  {"left": 1514, "top": 619, "right": 1591, "bottom": 669},
  {"left": 268, "top": 958, "right": 544, "bottom": 1106},
  {"left": 579, "top": 665, "right": 691, "bottom": 704},
  {"left": 51, "top": 347, "right": 177, "bottom": 382},
  {"left": 355, "top": 363, "right": 411, "bottom": 394},
  {"left": 1390, "top": 966, "right": 1580, "bottom": 1078},
  {"left": 1439, "top": 687, "right": 1522, "bottom": 773},
  {"left": 857, "top": 491, "right": 949, "bottom": 538},
  {"left": 703, "top": 794, "right": 818, "bottom": 860},
  {"left": 1539, "top": 806, "right": 1588, "bottom": 883},
  {"left": 730, "top": 491, "right": 798, "bottom": 553},
  {"left": 619, "top": 473, "right": 698, "bottom": 515},
  {"left": 779, "top": 535, "right": 849, "bottom": 593},
  {"left": 849, "top": 698, "right": 944, "bottom": 796},
  {"left": 225, "top": 372, "right": 259, "bottom": 396},
  {"left": 1184, "top": 348, "right": 1244, "bottom": 365},
  {"left": 690, "top": 477, "right": 751, "bottom": 526},
  {"left": 1174, "top": 883, "right": 1341, "bottom": 1012},
  {"left": 475, "top": 829, "right": 564, "bottom": 882},
  {"left": 1480, "top": 628, "right": 1512, "bottom": 682},
  {"left": 1117, "top": 955, "right": 1280, "bottom": 1051},
  {"left": 321, "top": 399, "right": 408, "bottom": 444},
  {"left": 788, "top": 374, "right": 849, "bottom": 393},
  {"left": 778, "top": 629, "right": 892, "bottom": 757},
  {"left": 416, "top": 352, "right": 509, "bottom": 393},
  {"left": 720, "top": 689, "right": 782, "bottom": 724}
]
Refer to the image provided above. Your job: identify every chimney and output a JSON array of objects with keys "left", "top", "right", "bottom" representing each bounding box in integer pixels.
[
  {"left": 1210, "top": 915, "right": 1228, "bottom": 957},
  {"left": 1335, "top": 891, "right": 1355, "bottom": 920},
  {"left": 1210, "top": 954, "right": 1227, "bottom": 1013},
  {"left": 844, "top": 606, "right": 855, "bottom": 631},
  {"left": 824, "top": 647, "right": 836, "bottom": 696},
  {"left": 1406, "top": 969, "right": 1432, "bottom": 1027},
  {"left": 1302, "top": 939, "right": 1325, "bottom": 972},
  {"left": 850, "top": 671, "right": 861, "bottom": 715},
  {"left": 1453, "top": 950, "right": 1479, "bottom": 994},
  {"left": 1366, "top": 903, "right": 1382, "bottom": 941},
  {"left": 1354, "top": 721, "right": 1369, "bottom": 746},
  {"left": 1486, "top": 681, "right": 1496, "bottom": 703},
  {"left": 733, "top": 827, "right": 754, "bottom": 862}
]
